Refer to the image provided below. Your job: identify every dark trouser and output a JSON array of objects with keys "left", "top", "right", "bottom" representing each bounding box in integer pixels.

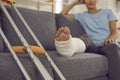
[
  {"left": 99, "top": 43, "right": 120, "bottom": 80},
  {"left": 80, "top": 34, "right": 120, "bottom": 80},
  {"left": 79, "top": 34, "right": 99, "bottom": 53}
]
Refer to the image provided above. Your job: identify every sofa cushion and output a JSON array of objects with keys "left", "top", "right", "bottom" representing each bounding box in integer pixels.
[
  {"left": 0, "top": 10, "right": 4, "bottom": 52},
  {"left": 49, "top": 51, "right": 108, "bottom": 80},
  {"left": 55, "top": 14, "right": 85, "bottom": 37},
  {"left": 1, "top": 7, "right": 56, "bottom": 52},
  {"left": 89, "top": 76, "right": 108, "bottom": 80},
  {"left": 0, "top": 53, "right": 54, "bottom": 80}
]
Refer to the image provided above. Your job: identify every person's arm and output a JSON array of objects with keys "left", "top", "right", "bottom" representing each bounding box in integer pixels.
[
  {"left": 104, "top": 20, "right": 118, "bottom": 45},
  {"left": 61, "top": 0, "right": 84, "bottom": 19}
]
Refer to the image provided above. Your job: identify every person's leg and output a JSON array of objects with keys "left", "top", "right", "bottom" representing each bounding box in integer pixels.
[
  {"left": 99, "top": 42, "right": 120, "bottom": 80},
  {"left": 55, "top": 27, "right": 86, "bottom": 57},
  {"left": 79, "top": 34, "right": 98, "bottom": 53}
]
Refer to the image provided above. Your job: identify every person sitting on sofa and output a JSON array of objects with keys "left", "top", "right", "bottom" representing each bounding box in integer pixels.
[{"left": 55, "top": 0, "right": 120, "bottom": 80}]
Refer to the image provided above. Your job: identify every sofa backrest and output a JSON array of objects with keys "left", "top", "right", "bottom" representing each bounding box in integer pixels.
[
  {"left": 0, "top": 7, "right": 56, "bottom": 52},
  {"left": 55, "top": 14, "right": 85, "bottom": 37},
  {"left": 0, "top": 7, "right": 86, "bottom": 52}
]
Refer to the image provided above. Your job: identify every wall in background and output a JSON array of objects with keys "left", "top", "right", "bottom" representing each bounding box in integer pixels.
[
  {"left": 15, "top": 0, "right": 120, "bottom": 26},
  {"left": 69, "top": 0, "right": 120, "bottom": 27},
  {"left": 15, "top": 0, "right": 53, "bottom": 12}
]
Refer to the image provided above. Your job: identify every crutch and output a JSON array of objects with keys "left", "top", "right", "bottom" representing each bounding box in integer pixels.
[
  {"left": 0, "top": 1, "right": 53, "bottom": 80},
  {"left": 0, "top": 27, "right": 31, "bottom": 80},
  {"left": 10, "top": 1, "right": 66, "bottom": 80}
]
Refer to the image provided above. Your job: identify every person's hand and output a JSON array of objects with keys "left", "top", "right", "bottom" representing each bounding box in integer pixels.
[{"left": 104, "top": 37, "right": 115, "bottom": 46}]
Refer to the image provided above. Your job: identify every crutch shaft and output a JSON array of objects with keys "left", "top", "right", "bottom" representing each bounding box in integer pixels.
[
  {"left": 11, "top": 3, "right": 66, "bottom": 80},
  {"left": 0, "top": 1, "right": 53, "bottom": 80},
  {"left": 0, "top": 27, "right": 31, "bottom": 80}
]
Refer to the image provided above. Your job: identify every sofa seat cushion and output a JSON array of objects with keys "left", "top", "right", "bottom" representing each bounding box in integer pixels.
[
  {"left": 0, "top": 53, "right": 54, "bottom": 80},
  {"left": 48, "top": 51, "right": 108, "bottom": 80},
  {"left": 89, "top": 76, "right": 108, "bottom": 80}
]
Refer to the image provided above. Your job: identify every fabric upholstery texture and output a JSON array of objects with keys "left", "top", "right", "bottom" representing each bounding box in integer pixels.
[
  {"left": 0, "top": 53, "right": 54, "bottom": 80},
  {"left": 0, "top": 7, "right": 109, "bottom": 80},
  {"left": 48, "top": 51, "right": 108, "bottom": 80},
  {"left": 1, "top": 7, "right": 56, "bottom": 52}
]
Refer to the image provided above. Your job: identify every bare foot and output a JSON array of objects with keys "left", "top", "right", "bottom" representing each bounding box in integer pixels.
[{"left": 56, "top": 27, "right": 70, "bottom": 41}]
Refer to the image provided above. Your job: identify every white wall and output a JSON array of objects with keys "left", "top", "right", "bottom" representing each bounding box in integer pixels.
[{"left": 15, "top": 0, "right": 53, "bottom": 12}]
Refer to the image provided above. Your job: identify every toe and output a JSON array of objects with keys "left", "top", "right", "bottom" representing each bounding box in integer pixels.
[
  {"left": 59, "top": 27, "right": 64, "bottom": 32},
  {"left": 64, "top": 27, "right": 70, "bottom": 34}
]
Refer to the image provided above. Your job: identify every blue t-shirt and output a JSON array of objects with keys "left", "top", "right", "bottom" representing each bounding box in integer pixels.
[{"left": 75, "top": 9, "right": 117, "bottom": 46}]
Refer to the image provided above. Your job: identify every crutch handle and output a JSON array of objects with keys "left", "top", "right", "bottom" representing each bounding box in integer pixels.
[
  {"left": 12, "top": 45, "right": 46, "bottom": 55},
  {"left": 1, "top": 0, "right": 15, "bottom": 5}
]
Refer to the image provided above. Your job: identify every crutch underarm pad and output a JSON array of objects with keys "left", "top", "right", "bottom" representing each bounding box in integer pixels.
[
  {"left": 1, "top": 0, "right": 15, "bottom": 4},
  {"left": 12, "top": 45, "right": 45, "bottom": 55}
]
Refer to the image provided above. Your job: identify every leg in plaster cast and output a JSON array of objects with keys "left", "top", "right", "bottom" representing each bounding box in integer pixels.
[{"left": 55, "top": 27, "right": 86, "bottom": 57}]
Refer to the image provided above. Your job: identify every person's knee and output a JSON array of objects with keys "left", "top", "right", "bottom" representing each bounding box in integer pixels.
[
  {"left": 105, "top": 42, "right": 119, "bottom": 49},
  {"left": 101, "top": 42, "right": 120, "bottom": 56}
]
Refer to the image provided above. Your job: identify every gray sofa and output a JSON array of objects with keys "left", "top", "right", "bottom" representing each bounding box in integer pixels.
[{"left": 0, "top": 7, "right": 108, "bottom": 80}]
